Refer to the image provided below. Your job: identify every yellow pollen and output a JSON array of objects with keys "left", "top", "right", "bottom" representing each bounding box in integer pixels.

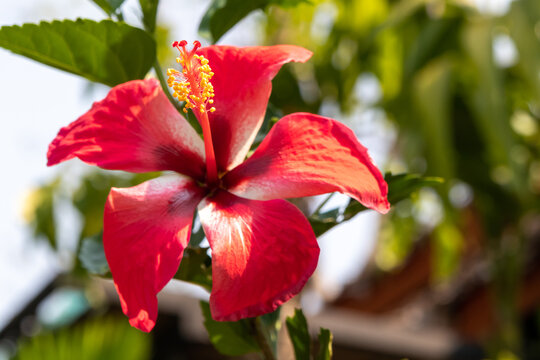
[{"left": 167, "top": 41, "right": 216, "bottom": 115}]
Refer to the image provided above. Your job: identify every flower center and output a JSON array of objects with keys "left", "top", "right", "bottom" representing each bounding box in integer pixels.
[
  {"left": 167, "top": 40, "right": 219, "bottom": 187},
  {"left": 167, "top": 40, "right": 216, "bottom": 115}
]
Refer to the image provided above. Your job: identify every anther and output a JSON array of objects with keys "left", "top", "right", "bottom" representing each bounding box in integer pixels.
[{"left": 167, "top": 40, "right": 216, "bottom": 115}]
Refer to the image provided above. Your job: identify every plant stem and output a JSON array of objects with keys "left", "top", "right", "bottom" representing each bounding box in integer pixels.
[
  {"left": 252, "top": 317, "right": 275, "bottom": 360},
  {"left": 312, "top": 192, "right": 335, "bottom": 216},
  {"left": 153, "top": 60, "right": 183, "bottom": 113}
]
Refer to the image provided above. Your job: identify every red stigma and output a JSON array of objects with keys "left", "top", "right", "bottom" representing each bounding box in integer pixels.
[{"left": 172, "top": 40, "right": 203, "bottom": 60}]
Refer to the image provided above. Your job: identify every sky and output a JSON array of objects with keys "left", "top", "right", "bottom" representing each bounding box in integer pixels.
[{"left": 0, "top": 0, "right": 514, "bottom": 333}]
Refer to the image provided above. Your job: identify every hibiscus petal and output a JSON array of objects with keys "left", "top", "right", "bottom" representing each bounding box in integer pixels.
[
  {"left": 198, "top": 191, "right": 320, "bottom": 321},
  {"left": 47, "top": 79, "right": 206, "bottom": 180},
  {"left": 104, "top": 175, "right": 205, "bottom": 332},
  {"left": 197, "top": 45, "right": 312, "bottom": 171},
  {"left": 224, "top": 113, "right": 390, "bottom": 213}
]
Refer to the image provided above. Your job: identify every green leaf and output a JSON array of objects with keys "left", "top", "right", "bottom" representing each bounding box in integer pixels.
[
  {"left": 309, "top": 215, "right": 341, "bottom": 238},
  {"left": 187, "top": 217, "right": 206, "bottom": 249},
  {"left": 139, "top": 0, "right": 159, "bottom": 33},
  {"left": 385, "top": 172, "right": 444, "bottom": 205},
  {"left": 199, "top": 0, "right": 309, "bottom": 43},
  {"left": 0, "top": 19, "right": 156, "bottom": 86},
  {"left": 380, "top": 0, "right": 427, "bottom": 30},
  {"left": 14, "top": 316, "right": 150, "bottom": 360},
  {"left": 24, "top": 180, "right": 59, "bottom": 249},
  {"left": 259, "top": 308, "right": 281, "bottom": 353},
  {"left": 286, "top": 308, "right": 311, "bottom": 360},
  {"left": 309, "top": 173, "right": 443, "bottom": 237},
  {"left": 73, "top": 175, "right": 110, "bottom": 239},
  {"left": 461, "top": 20, "right": 525, "bottom": 193},
  {"left": 200, "top": 301, "right": 261, "bottom": 356},
  {"left": 79, "top": 235, "right": 110, "bottom": 276},
  {"left": 185, "top": 108, "right": 203, "bottom": 135},
  {"left": 199, "top": 0, "right": 268, "bottom": 43},
  {"left": 413, "top": 57, "right": 455, "bottom": 181},
  {"left": 508, "top": 1, "right": 540, "bottom": 112},
  {"left": 92, "top": 0, "right": 126, "bottom": 16},
  {"left": 271, "top": 0, "right": 311, "bottom": 6},
  {"left": 316, "top": 328, "right": 333, "bottom": 360},
  {"left": 174, "top": 248, "right": 212, "bottom": 290}
]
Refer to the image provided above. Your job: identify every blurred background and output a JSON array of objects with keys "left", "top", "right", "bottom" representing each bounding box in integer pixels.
[{"left": 1, "top": 0, "right": 540, "bottom": 359}]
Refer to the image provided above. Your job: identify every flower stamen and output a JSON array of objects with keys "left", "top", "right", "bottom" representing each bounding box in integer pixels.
[
  {"left": 168, "top": 40, "right": 219, "bottom": 187},
  {"left": 167, "top": 40, "right": 216, "bottom": 114}
]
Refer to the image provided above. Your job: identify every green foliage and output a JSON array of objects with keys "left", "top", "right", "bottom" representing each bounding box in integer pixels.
[
  {"left": 174, "top": 247, "right": 212, "bottom": 290},
  {"left": 139, "top": 0, "right": 159, "bottom": 33},
  {"left": 509, "top": 0, "right": 540, "bottom": 103},
  {"left": 199, "top": 0, "right": 269, "bottom": 43},
  {"left": 14, "top": 316, "right": 150, "bottom": 360},
  {"left": 286, "top": 308, "right": 311, "bottom": 360},
  {"left": 0, "top": 19, "right": 156, "bottom": 86},
  {"left": 310, "top": 173, "right": 443, "bottom": 237},
  {"left": 154, "top": 25, "right": 174, "bottom": 64},
  {"left": 72, "top": 171, "right": 160, "bottom": 241},
  {"left": 385, "top": 173, "right": 444, "bottom": 205},
  {"left": 200, "top": 301, "right": 261, "bottom": 356},
  {"left": 259, "top": 308, "right": 281, "bottom": 353},
  {"left": 187, "top": 217, "right": 206, "bottom": 248},
  {"left": 199, "top": 0, "right": 310, "bottom": 43},
  {"left": 316, "top": 328, "right": 333, "bottom": 360},
  {"left": 375, "top": 207, "right": 417, "bottom": 271},
  {"left": 285, "top": 308, "right": 334, "bottom": 360},
  {"left": 78, "top": 234, "right": 110, "bottom": 276},
  {"left": 23, "top": 179, "right": 59, "bottom": 249},
  {"left": 412, "top": 57, "right": 454, "bottom": 180},
  {"left": 91, "top": 0, "right": 126, "bottom": 16},
  {"left": 432, "top": 220, "right": 464, "bottom": 281},
  {"left": 461, "top": 19, "right": 520, "bottom": 190}
]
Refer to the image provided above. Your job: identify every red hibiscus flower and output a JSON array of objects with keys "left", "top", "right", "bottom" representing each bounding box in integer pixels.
[{"left": 47, "top": 41, "right": 390, "bottom": 332}]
